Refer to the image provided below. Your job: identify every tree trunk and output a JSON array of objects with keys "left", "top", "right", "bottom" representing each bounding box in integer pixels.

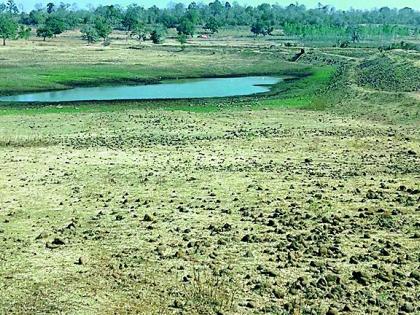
[{"left": 2, "top": 38, "right": 5, "bottom": 46}]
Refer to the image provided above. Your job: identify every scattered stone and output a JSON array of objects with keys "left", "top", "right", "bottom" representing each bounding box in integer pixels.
[
  {"left": 52, "top": 238, "right": 65, "bottom": 245},
  {"left": 273, "top": 289, "right": 284, "bottom": 299},
  {"left": 401, "top": 302, "right": 414, "bottom": 313},
  {"left": 76, "top": 256, "right": 86, "bottom": 265},
  {"left": 352, "top": 271, "right": 369, "bottom": 285},
  {"left": 326, "top": 307, "right": 339, "bottom": 315},
  {"left": 409, "top": 271, "right": 419, "bottom": 281},
  {"left": 35, "top": 232, "right": 48, "bottom": 240}
]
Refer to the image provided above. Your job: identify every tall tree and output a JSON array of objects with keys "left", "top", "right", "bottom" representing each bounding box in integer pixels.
[
  {"left": 251, "top": 19, "right": 273, "bottom": 36},
  {"left": 17, "top": 24, "right": 31, "bottom": 39},
  {"left": 6, "top": 0, "right": 18, "bottom": 14},
  {"left": 177, "top": 16, "right": 195, "bottom": 36},
  {"left": 95, "top": 5, "right": 122, "bottom": 27},
  {"left": 130, "top": 21, "right": 147, "bottom": 41},
  {"left": 123, "top": 4, "right": 142, "bottom": 31},
  {"left": 36, "top": 25, "right": 53, "bottom": 41},
  {"left": 81, "top": 24, "right": 98, "bottom": 44},
  {"left": 204, "top": 17, "right": 219, "bottom": 34},
  {"left": 45, "top": 15, "right": 66, "bottom": 36},
  {"left": 0, "top": 13, "right": 17, "bottom": 45},
  {"left": 28, "top": 9, "right": 46, "bottom": 25},
  {"left": 94, "top": 16, "right": 112, "bottom": 42},
  {"left": 209, "top": 0, "right": 224, "bottom": 16},
  {"left": 46, "top": 2, "right": 55, "bottom": 14}
]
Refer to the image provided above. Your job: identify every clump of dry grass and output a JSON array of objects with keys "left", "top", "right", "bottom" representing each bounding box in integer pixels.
[
  {"left": 179, "top": 267, "right": 238, "bottom": 314},
  {"left": 0, "top": 135, "right": 58, "bottom": 147}
]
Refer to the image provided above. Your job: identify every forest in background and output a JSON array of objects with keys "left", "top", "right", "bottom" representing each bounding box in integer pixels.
[{"left": 0, "top": 0, "right": 419, "bottom": 46}]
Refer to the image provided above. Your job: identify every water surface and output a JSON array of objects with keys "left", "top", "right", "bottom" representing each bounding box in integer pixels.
[{"left": 0, "top": 76, "right": 281, "bottom": 103}]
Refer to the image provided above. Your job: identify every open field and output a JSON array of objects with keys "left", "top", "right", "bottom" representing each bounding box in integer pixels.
[
  {"left": 0, "top": 30, "right": 312, "bottom": 96},
  {"left": 0, "top": 30, "right": 419, "bottom": 314}
]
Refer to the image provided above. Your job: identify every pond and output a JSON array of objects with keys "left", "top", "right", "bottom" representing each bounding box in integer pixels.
[{"left": 0, "top": 76, "right": 281, "bottom": 103}]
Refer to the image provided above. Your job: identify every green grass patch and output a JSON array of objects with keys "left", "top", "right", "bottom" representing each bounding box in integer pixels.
[{"left": 256, "top": 66, "right": 337, "bottom": 110}]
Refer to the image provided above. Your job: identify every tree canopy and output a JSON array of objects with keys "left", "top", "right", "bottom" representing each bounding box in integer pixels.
[
  {"left": 0, "top": 13, "right": 17, "bottom": 45},
  {"left": 0, "top": 1, "right": 419, "bottom": 46}
]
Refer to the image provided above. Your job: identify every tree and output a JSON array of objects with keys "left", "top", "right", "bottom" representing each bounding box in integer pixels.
[
  {"left": 150, "top": 25, "right": 166, "bottom": 44},
  {"left": 35, "top": 15, "right": 65, "bottom": 41},
  {"left": 204, "top": 17, "right": 219, "bottom": 34},
  {"left": 251, "top": 19, "right": 273, "bottom": 36},
  {"left": 18, "top": 25, "right": 31, "bottom": 39},
  {"left": 36, "top": 25, "right": 53, "bottom": 41},
  {"left": 95, "top": 5, "right": 122, "bottom": 28},
  {"left": 130, "top": 21, "right": 147, "bottom": 41},
  {"left": 0, "top": 13, "right": 18, "bottom": 45},
  {"left": 123, "top": 4, "right": 142, "bottom": 31},
  {"left": 6, "top": 0, "right": 18, "bottom": 14},
  {"left": 46, "top": 2, "right": 55, "bottom": 14},
  {"left": 80, "top": 24, "right": 98, "bottom": 44},
  {"left": 209, "top": 0, "right": 224, "bottom": 16},
  {"left": 160, "top": 11, "right": 177, "bottom": 28},
  {"left": 94, "top": 17, "right": 112, "bottom": 42},
  {"left": 185, "top": 5, "right": 199, "bottom": 25},
  {"left": 0, "top": 1, "right": 417, "bottom": 47},
  {"left": 348, "top": 26, "right": 361, "bottom": 43},
  {"left": 177, "top": 16, "right": 195, "bottom": 36},
  {"left": 28, "top": 9, "right": 46, "bottom": 26},
  {"left": 177, "top": 33, "right": 187, "bottom": 50},
  {"left": 45, "top": 16, "right": 66, "bottom": 36}
]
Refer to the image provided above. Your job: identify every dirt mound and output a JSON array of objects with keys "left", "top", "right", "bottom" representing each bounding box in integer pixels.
[{"left": 357, "top": 55, "right": 420, "bottom": 92}]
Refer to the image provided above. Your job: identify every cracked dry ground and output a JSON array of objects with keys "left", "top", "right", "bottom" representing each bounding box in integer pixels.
[{"left": 0, "top": 108, "right": 419, "bottom": 314}]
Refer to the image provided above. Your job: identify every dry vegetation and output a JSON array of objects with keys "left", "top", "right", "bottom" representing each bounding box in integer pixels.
[{"left": 0, "top": 30, "right": 419, "bottom": 314}]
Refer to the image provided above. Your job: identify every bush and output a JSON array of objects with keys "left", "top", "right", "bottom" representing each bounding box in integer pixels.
[
  {"left": 379, "top": 41, "right": 419, "bottom": 52},
  {"left": 150, "top": 26, "right": 166, "bottom": 44},
  {"left": 80, "top": 24, "right": 98, "bottom": 44},
  {"left": 103, "top": 37, "right": 111, "bottom": 46}
]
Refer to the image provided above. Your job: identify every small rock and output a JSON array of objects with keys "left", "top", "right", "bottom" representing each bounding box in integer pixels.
[
  {"left": 409, "top": 270, "right": 420, "bottom": 281},
  {"left": 245, "top": 301, "right": 255, "bottom": 308},
  {"left": 35, "top": 232, "right": 48, "bottom": 240},
  {"left": 76, "top": 256, "right": 86, "bottom": 265},
  {"left": 273, "top": 288, "right": 284, "bottom": 299},
  {"left": 241, "top": 234, "right": 252, "bottom": 242},
  {"left": 342, "top": 305, "right": 352, "bottom": 312},
  {"left": 352, "top": 270, "right": 369, "bottom": 285},
  {"left": 401, "top": 302, "right": 414, "bottom": 313},
  {"left": 319, "top": 246, "right": 328, "bottom": 257},
  {"left": 244, "top": 251, "right": 254, "bottom": 258},
  {"left": 52, "top": 238, "right": 65, "bottom": 245},
  {"left": 326, "top": 307, "right": 339, "bottom": 315}
]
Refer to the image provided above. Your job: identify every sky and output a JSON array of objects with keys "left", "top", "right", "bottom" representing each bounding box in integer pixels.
[{"left": 16, "top": 0, "right": 420, "bottom": 12}]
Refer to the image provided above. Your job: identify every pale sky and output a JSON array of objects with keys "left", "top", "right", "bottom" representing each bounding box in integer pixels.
[{"left": 16, "top": 0, "right": 420, "bottom": 12}]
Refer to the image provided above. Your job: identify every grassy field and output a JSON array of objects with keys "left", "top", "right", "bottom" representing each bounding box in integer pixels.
[
  {"left": 0, "top": 30, "right": 419, "bottom": 314},
  {"left": 0, "top": 30, "right": 311, "bottom": 96}
]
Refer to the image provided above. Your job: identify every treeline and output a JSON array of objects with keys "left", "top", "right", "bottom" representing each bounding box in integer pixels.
[{"left": 0, "top": 0, "right": 419, "bottom": 45}]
